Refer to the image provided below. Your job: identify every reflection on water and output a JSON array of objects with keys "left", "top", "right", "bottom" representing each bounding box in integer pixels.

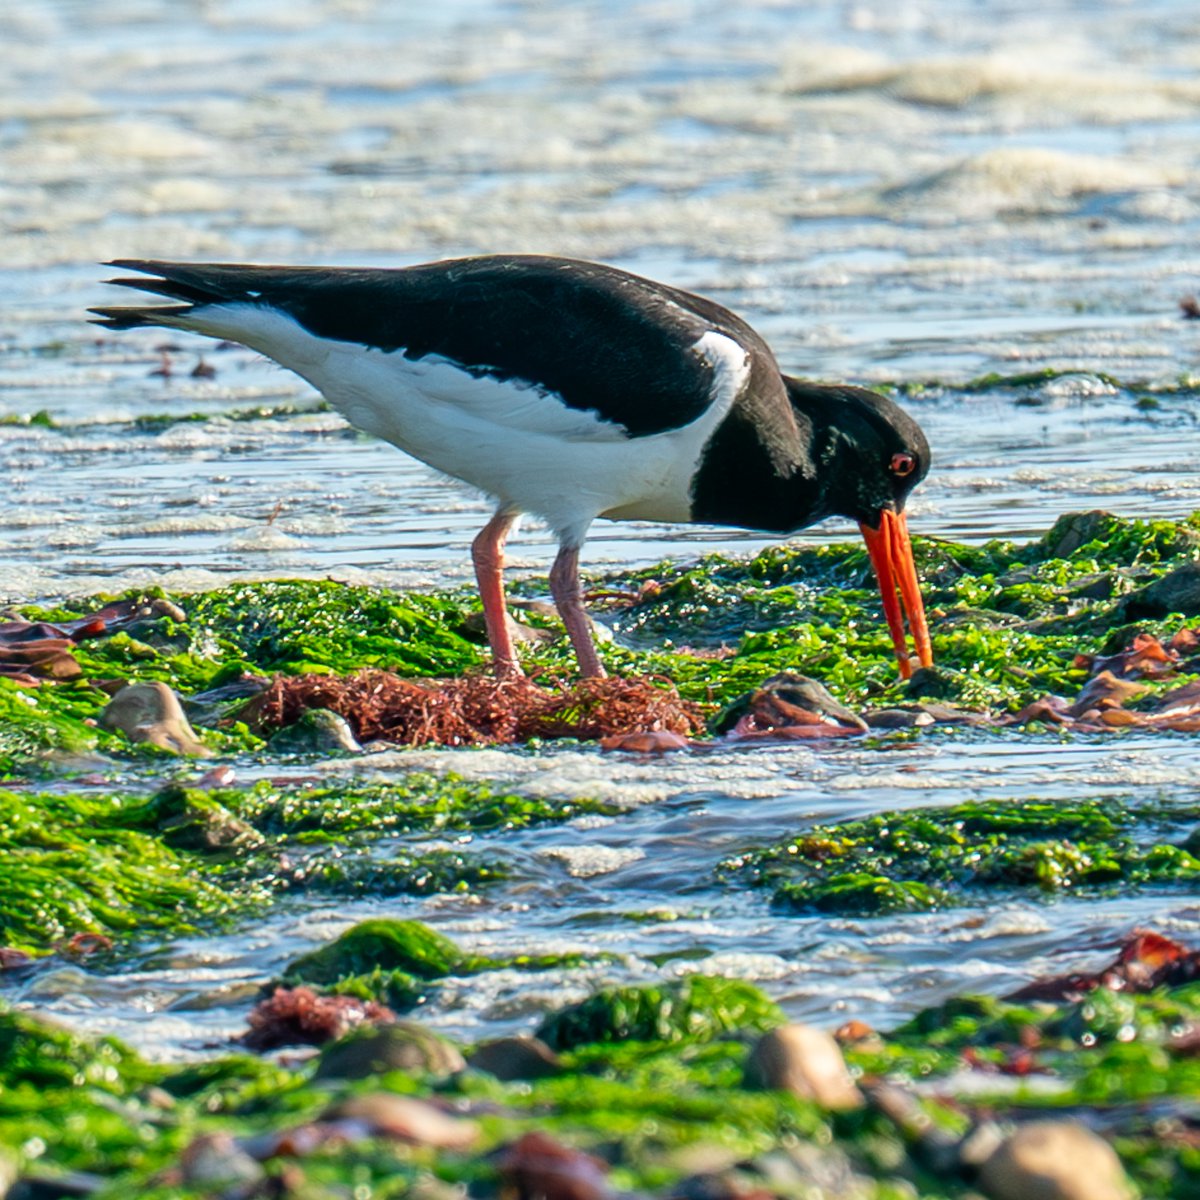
[{"left": 2, "top": 0, "right": 1200, "bottom": 1057}]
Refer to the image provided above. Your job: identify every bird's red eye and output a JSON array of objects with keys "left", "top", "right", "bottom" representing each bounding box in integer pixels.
[{"left": 891, "top": 452, "right": 916, "bottom": 478}]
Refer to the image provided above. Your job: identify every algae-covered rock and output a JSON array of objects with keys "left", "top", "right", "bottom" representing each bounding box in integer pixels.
[
  {"left": 140, "top": 785, "right": 263, "bottom": 853},
  {"left": 776, "top": 873, "right": 950, "bottom": 915},
  {"left": 283, "top": 918, "right": 463, "bottom": 985},
  {"left": 267, "top": 707, "right": 363, "bottom": 755},
  {"left": 314, "top": 1021, "right": 465, "bottom": 1080},
  {"left": 536, "top": 975, "right": 783, "bottom": 1050},
  {"left": 0, "top": 1006, "right": 149, "bottom": 1095}
]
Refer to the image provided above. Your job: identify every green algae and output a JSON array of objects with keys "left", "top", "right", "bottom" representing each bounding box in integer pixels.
[
  {"left": 6, "top": 510, "right": 1199, "bottom": 769},
  {"left": 5, "top": 969, "right": 1197, "bottom": 1199},
  {"left": 722, "top": 796, "right": 1200, "bottom": 916},
  {"left": 536, "top": 976, "right": 784, "bottom": 1051},
  {"left": 0, "top": 777, "right": 609, "bottom": 954},
  {"left": 283, "top": 919, "right": 464, "bottom": 985},
  {"left": 0, "top": 788, "right": 249, "bottom": 948}
]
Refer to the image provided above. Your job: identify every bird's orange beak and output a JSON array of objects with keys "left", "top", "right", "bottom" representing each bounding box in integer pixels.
[{"left": 858, "top": 510, "right": 934, "bottom": 680}]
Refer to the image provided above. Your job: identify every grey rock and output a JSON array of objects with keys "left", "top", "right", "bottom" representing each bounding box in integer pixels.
[
  {"left": 179, "top": 1132, "right": 264, "bottom": 1188},
  {"left": 1121, "top": 561, "right": 1200, "bottom": 619}
]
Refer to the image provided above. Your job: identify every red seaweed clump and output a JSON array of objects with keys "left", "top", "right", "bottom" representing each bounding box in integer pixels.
[
  {"left": 1007, "top": 930, "right": 1200, "bottom": 1004},
  {"left": 246, "top": 670, "right": 704, "bottom": 748},
  {"left": 242, "top": 985, "right": 395, "bottom": 1050}
]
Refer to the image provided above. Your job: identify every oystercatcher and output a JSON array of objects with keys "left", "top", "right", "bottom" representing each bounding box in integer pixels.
[{"left": 92, "top": 255, "right": 933, "bottom": 679}]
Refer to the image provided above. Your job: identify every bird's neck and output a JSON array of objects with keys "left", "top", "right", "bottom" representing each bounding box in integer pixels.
[{"left": 689, "top": 391, "right": 828, "bottom": 534}]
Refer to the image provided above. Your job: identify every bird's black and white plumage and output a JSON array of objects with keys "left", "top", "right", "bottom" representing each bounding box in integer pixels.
[{"left": 92, "top": 254, "right": 933, "bottom": 679}]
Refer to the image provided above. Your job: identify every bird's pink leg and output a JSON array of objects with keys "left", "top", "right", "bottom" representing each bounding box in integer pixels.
[
  {"left": 471, "top": 510, "right": 522, "bottom": 678},
  {"left": 549, "top": 543, "right": 607, "bottom": 678}
]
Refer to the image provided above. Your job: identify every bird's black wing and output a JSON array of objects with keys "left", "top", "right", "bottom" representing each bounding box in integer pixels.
[{"left": 94, "top": 255, "right": 779, "bottom": 439}]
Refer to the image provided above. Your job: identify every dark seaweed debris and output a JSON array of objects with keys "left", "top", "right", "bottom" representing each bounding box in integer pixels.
[{"left": 246, "top": 670, "right": 705, "bottom": 746}]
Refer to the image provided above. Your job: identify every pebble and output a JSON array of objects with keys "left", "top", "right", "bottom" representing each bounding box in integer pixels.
[
  {"left": 178, "top": 1131, "right": 264, "bottom": 1187},
  {"left": 324, "top": 1092, "right": 480, "bottom": 1149},
  {"left": 978, "top": 1120, "right": 1131, "bottom": 1200},
  {"left": 743, "top": 1024, "right": 863, "bottom": 1110},
  {"left": 99, "top": 681, "right": 212, "bottom": 756},
  {"left": 468, "top": 1035, "right": 562, "bottom": 1081}
]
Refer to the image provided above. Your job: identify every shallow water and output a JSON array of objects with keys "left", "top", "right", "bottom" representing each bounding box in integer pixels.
[{"left": 2, "top": 0, "right": 1200, "bottom": 1058}]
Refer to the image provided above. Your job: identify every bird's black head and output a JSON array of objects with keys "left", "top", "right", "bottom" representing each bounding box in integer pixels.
[{"left": 783, "top": 379, "right": 930, "bottom": 527}]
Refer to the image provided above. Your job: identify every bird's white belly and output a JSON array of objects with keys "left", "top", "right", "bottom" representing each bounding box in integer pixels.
[{"left": 187, "top": 304, "right": 746, "bottom": 543}]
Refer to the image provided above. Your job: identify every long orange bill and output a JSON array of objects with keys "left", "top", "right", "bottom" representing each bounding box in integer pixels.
[{"left": 858, "top": 509, "right": 934, "bottom": 680}]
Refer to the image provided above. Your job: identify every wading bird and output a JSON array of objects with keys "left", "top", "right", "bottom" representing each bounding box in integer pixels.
[{"left": 93, "top": 255, "right": 933, "bottom": 679}]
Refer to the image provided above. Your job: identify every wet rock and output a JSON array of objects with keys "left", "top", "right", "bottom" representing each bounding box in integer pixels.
[
  {"left": 1036, "top": 509, "right": 1116, "bottom": 559},
  {"left": 468, "top": 1035, "right": 562, "bottom": 1081},
  {"left": 717, "top": 673, "right": 868, "bottom": 737},
  {"left": 599, "top": 729, "right": 690, "bottom": 752},
  {"left": 1121, "top": 561, "right": 1200, "bottom": 619},
  {"left": 325, "top": 1092, "right": 479, "bottom": 1148},
  {"left": 315, "top": 1020, "right": 465, "bottom": 1080},
  {"left": 184, "top": 674, "right": 270, "bottom": 724},
  {"left": 742, "top": 1024, "right": 863, "bottom": 1110},
  {"left": 498, "top": 1131, "right": 610, "bottom": 1200},
  {"left": 179, "top": 1131, "right": 265, "bottom": 1188},
  {"left": 977, "top": 1120, "right": 1131, "bottom": 1200},
  {"left": 862, "top": 708, "right": 933, "bottom": 729},
  {"left": 267, "top": 707, "right": 363, "bottom": 755},
  {"left": 904, "top": 664, "right": 966, "bottom": 701},
  {"left": 283, "top": 918, "right": 463, "bottom": 985},
  {"left": 146, "top": 785, "right": 263, "bottom": 852},
  {"left": 99, "top": 682, "right": 212, "bottom": 756}
]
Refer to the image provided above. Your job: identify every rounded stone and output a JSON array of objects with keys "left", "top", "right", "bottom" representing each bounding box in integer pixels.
[
  {"left": 467, "top": 1035, "right": 562, "bottom": 1081},
  {"left": 743, "top": 1024, "right": 863, "bottom": 1110},
  {"left": 978, "top": 1120, "right": 1131, "bottom": 1200},
  {"left": 100, "top": 681, "right": 212, "bottom": 756}
]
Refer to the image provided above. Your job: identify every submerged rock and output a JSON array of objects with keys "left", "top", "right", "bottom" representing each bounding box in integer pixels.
[
  {"left": 100, "top": 681, "right": 212, "bottom": 756},
  {"left": 315, "top": 1021, "right": 465, "bottom": 1080},
  {"left": 742, "top": 1024, "right": 863, "bottom": 1110},
  {"left": 977, "top": 1120, "right": 1131, "bottom": 1200}
]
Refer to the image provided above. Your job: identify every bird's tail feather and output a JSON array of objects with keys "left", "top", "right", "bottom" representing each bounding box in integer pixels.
[{"left": 89, "top": 260, "right": 278, "bottom": 330}]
